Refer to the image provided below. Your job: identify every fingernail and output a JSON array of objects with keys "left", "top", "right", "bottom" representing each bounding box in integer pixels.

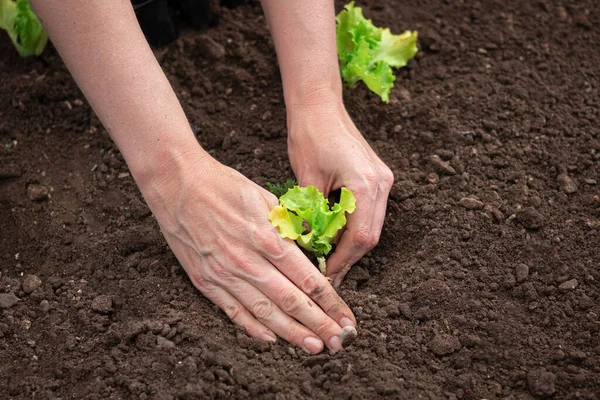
[
  {"left": 340, "top": 317, "right": 355, "bottom": 328},
  {"left": 328, "top": 335, "right": 343, "bottom": 351},
  {"left": 303, "top": 337, "right": 324, "bottom": 354},
  {"left": 261, "top": 332, "right": 277, "bottom": 342}
]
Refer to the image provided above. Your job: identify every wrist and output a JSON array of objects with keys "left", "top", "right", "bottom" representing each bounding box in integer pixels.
[
  {"left": 286, "top": 89, "right": 349, "bottom": 139},
  {"left": 284, "top": 79, "right": 343, "bottom": 112},
  {"left": 125, "top": 131, "right": 212, "bottom": 197}
]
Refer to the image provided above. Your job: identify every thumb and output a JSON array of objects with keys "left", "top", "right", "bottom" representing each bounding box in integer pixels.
[
  {"left": 327, "top": 260, "right": 353, "bottom": 289},
  {"left": 325, "top": 246, "right": 354, "bottom": 289}
]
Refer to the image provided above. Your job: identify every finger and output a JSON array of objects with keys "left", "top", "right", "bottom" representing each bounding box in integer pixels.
[
  {"left": 329, "top": 172, "right": 392, "bottom": 289},
  {"left": 228, "top": 277, "right": 326, "bottom": 354},
  {"left": 201, "top": 284, "right": 276, "bottom": 342},
  {"left": 326, "top": 183, "right": 379, "bottom": 286},
  {"left": 328, "top": 180, "right": 390, "bottom": 289},
  {"left": 364, "top": 168, "right": 394, "bottom": 266},
  {"left": 250, "top": 225, "right": 356, "bottom": 330},
  {"left": 247, "top": 263, "right": 345, "bottom": 351}
]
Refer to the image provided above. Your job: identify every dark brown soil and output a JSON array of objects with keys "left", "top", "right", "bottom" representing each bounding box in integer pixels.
[{"left": 1, "top": 1, "right": 599, "bottom": 399}]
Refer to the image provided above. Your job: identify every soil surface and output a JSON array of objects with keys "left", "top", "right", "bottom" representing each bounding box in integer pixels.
[{"left": 1, "top": 0, "right": 599, "bottom": 399}]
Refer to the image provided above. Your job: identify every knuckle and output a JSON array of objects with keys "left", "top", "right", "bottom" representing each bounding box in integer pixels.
[
  {"left": 325, "top": 299, "right": 342, "bottom": 317},
  {"left": 267, "top": 193, "right": 279, "bottom": 207},
  {"left": 353, "top": 225, "right": 372, "bottom": 248},
  {"left": 211, "top": 262, "right": 234, "bottom": 283},
  {"left": 223, "top": 303, "right": 242, "bottom": 322},
  {"left": 312, "top": 320, "right": 334, "bottom": 338},
  {"left": 286, "top": 324, "right": 303, "bottom": 344},
  {"left": 368, "top": 232, "right": 380, "bottom": 248},
  {"left": 381, "top": 168, "right": 395, "bottom": 189},
  {"left": 253, "top": 229, "right": 285, "bottom": 259},
  {"left": 230, "top": 250, "right": 257, "bottom": 275},
  {"left": 280, "top": 289, "right": 304, "bottom": 315},
  {"left": 188, "top": 272, "right": 209, "bottom": 290},
  {"left": 300, "top": 274, "right": 325, "bottom": 298},
  {"left": 317, "top": 289, "right": 343, "bottom": 316},
  {"left": 363, "top": 169, "right": 379, "bottom": 188},
  {"left": 353, "top": 169, "right": 379, "bottom": 198},
  {"left": 252, "top": 298, "right": 274, "bottom": 321}
]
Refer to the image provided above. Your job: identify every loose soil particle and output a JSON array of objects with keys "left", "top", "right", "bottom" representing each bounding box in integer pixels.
[
  {"left": 0, "top": 292, "right": 20, "bottom": 309},
  {"left": 22, "top": 274, "right": 42, "bottom": 294},
  {"left": 1, "top": 0, "right": 599, "bottom": 399}
]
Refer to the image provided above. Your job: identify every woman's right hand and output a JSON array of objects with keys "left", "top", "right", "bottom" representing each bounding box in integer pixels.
[{"left": 139, "top": 152, "right": 356, "bottom": 354}]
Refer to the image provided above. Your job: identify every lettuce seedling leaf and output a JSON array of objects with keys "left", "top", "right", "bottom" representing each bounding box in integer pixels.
[
  {"left": 268, "top": 186, "right": 356, "bottom": 259},
  {"left": 0, "top": 0, "right": 47, "bottom": 57},
  {"left": 268, "top": 205, "right": 305, "bottom": 240},
  {"left": 336, "top": 1, "right": 418, "bottom": 102}
]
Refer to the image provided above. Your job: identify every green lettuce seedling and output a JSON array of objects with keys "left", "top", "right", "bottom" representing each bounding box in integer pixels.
[
  {"left": 336, "top": 1, "right": 418, "bottom": 103},
  {"left": 268, "top": 185, "right": 356, "bottom": 275},
  {"left": 0, "top": 0, "right": 47, "bottom": 57}
]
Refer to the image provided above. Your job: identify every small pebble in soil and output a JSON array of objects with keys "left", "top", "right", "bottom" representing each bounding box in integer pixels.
[
  {"left": 27, "top": 184, "right": 49, "bottom": 201},
  {"left": 557, "top": 174, "right": 577, "bottom": 194},
  {"left": 22, "top": 275, "right": 42, "bottom": 294},
  {"left": 91, "top": 295, "right": 113, "bottom": 313},
  {"left": 555, "top": 6, "right": 568, "bottom": 21},
  {"left": 483, "top": 205, "right": 504, "bottom": 223},
  {"left": 558, "top": 279, "right": 578, "bottom": 291},
  {"left": 340, "top": 326, "right": 358, "bottom": 348},
  {"left": 196, "top": 34, "right": 226, "bottom": 59},
  {"left": 40, "top": 299, "right": 50, "bottom": 313},
  {"left": 428, "top": 155, "right": 456, "bottom": 176},
  {"left": 0, "top": 292, "right": 20, "bottom": 309},
  {"left": 156, "top": 336, "right": 176, "bottom": 349},
  {"left": 515, "top": 264, "right": 529, "bottom": 283},
  {"left": 516, "top": 207, "right": 544, "bottom": 230},
  {"left": 459, "top": 197, "right": 484, "bottom": 210},
  {"left": 425, "top": 172, "right": 439, "bottom": 184}
]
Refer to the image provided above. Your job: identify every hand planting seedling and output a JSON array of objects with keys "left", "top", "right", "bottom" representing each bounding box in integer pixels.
[
  {"left": 0, "top": 0, "right": 47, "bottom": 57},
  {"left": 268, "top": 185, "right": 356, "bottom": 276},
  {"left": 336, "top": 1, "right": 418, "bottom": 103}
]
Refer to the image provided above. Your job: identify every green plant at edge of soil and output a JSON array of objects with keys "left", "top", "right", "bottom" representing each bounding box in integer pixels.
[
  {"left": 268, "top": 185, "right": 356, "bottom": 275},
  {"left": 336, "top": 1, "right": 418, "bottom": 103},
  {"left": 0, "top": 0, "right": 47, "bottom": 57},
  {"left": 266, "top": 179, "right": 297, "bottom": 198}
]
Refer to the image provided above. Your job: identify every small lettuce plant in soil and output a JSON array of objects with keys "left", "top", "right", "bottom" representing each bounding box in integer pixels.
[
  {"left": 0, "top": 0, "right": 47, "bottom": 57},
  {"left": 336, "top": 1, "right": 418, "bottom": 102},
  {"left": 268, "top": 184, "right": 356, "bottom": 275}
]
